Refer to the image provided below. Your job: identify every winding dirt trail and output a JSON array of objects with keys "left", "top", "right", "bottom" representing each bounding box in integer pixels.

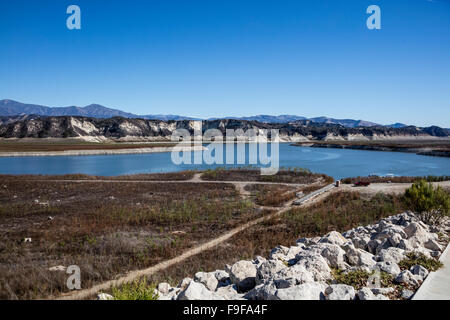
[
  {"left": 338, "top": 181, "right": 450, "bottom": 196},
  {"left": 51, "top": 179, "right": 449, "bottom": 300},
  {"left": 54, "top": 177, "right": 328, "bottom": 300}
]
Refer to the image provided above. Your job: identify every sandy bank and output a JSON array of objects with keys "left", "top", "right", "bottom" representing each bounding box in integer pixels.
[{"left": 0, "top": 145, "right": 206, "bottom": 157}]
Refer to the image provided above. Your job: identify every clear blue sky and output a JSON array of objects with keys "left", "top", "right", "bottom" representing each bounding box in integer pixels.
[{"left": 1, "top": 0, "right": 449, "bottom": 127}]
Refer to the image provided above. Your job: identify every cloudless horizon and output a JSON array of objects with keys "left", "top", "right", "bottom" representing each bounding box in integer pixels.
[{"left": 1, "top": 0, "right": 449, "bottom": 127}]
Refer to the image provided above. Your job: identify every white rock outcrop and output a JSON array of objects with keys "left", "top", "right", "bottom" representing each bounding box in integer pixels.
[{"left": 155, "top": 212, "right": 448, "bottom": 300}]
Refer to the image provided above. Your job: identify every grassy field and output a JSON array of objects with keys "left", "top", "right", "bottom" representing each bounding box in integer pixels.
[
  {"left": 201, "top": 167, "right": 334, "bottom": 184},
  {"left": 0, "top": 167, "right": 424, "bottom": 300},
  {"left": 0, "top": 171, "right": 197, "bottom": 181},
  {"left": 341, "top": 175, "right": 450, "bottom": 184},
  {"left": 0, "top": 140, "right": 177, "bottom": 152},
  {"left": 244, "top": 183, "right": 324, "bottom": 207},
  {"left": 0, "top": 175, "right": 266, "bottom": 299},
  {"left": 144, "top": 191, "right": 407, "bottom": 287}
]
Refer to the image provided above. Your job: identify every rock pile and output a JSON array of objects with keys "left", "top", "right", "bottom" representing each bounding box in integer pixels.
[{"left": 154, "top": 212, "right": 448, "bottom": 300}]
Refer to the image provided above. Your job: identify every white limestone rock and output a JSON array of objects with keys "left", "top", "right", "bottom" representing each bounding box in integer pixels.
[
  {"left": 410, "top": 265, "right": 429, "bottom": 279},
  {"left": 256, "top": 259, "right": 287, "bottom": 285},
  {"left": 177, "top": 281, "right": 222, "bottom": 300},
  {"left": 97, "top": 293, "right": 114, "bottom": 300},
  {"left": 320, "top": 243, "right": 349, "bottom": 269},
  {"left": 324, "top": 284, "right": 356, "bottom": 300},
  {"left": 395, "top": 270, "right": 421, "bottom": 287},
  {"left": 229, "top": 260, "right": 257, "bottom": 292},
  {"left": 295, "top": 252, "right": 332, "bottom": 282},
  {"left": 375, "top": 261, "right": 401, "bottom": 276},
  {"left": 274, "top": 282, "right": 326, "bottom": 300},
  {"left": 194, "top": 271, "right": 219, "bottom": 291},
  {"left": 357, "top": 288, "right": 389, "bottom": 300},
  {"left": 377, "top": 247, "right": 406, "bottom": 264},
  {"left": 319, "top": 231, "right": 348, "bottom": 246},
  {"left": 157, "top": 282, "right": 171, "bottom": 295}
]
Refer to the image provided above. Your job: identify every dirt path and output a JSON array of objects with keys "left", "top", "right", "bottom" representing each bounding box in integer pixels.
[
  {"left": 56, "top": 204, "right": 291, "bottom": 300},
  {"left": 55, "top": 183, "right": 332, "bottom": 300},
  {"left": 51, "top": 179, "right": 449, "bottom": 299},
  {"left": 338, "top": 181, "right": 450, "bottom": 196},
  {"left": 34, "top": 178, "right": 309, "bottom": 188}
]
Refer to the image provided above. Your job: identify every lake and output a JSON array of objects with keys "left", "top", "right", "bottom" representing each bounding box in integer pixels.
[{"left": 0, "top": 143, "right": 449, "bottom": 179}]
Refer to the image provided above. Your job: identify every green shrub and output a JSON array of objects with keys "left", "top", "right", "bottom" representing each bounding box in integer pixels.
[
  {"left": 331, "top": 269, "right": 394, "bottom": 290},
  {"left": 111, "top": 278, "right": 159, "bottom": 300},
  {"left": 402, "top": 180, "right": 450, "bottom": 225},
  {"left": 398, "top": 252, "right": 443, "bottom": 272}
]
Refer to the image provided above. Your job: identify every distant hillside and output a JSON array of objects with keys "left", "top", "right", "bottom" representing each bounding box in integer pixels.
[
  {"left": 0, "top": 100, "right": 136, "bottom": 118},
  {"left": 0, "top": 99, "right": 432, "bottom": 129},
  {"left": 308, "top": 117, "right": 379, "bottom": 128},
  {"left": 209, "top": 115, "right": 308, "bottom": 123},
  {"left": 0, "top": 115, "right": 448, "bottom": 141},
  {"left": 386, "top": 123, "right": 408, "bottom": 128}
]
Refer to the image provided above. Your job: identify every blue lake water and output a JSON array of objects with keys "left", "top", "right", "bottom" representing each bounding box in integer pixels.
[{"left": 0, "top": 144, "right": 449, "bottom": 179}]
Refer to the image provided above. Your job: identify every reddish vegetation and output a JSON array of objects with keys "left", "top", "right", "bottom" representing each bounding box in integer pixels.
[
  {"left": 201, "top": 167, "right": 334, "bottom": 184},
  {"left": 146, "top": 191, "right": 406, "bottom": 287},
  {"left": 0, "top": 176, "right": 261, "bottom": 299},
  {"left": 0, "top": 141, "right": 176, "bottom": 152}
]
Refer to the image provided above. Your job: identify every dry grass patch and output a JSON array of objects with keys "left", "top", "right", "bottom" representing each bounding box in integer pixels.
[
  {"left": 201, "top": 167, "right": 334, "bottom": 184},
  {"left": 0, "top": 179, "right": 257, "bottom": 299},
  {"left": 146, "top": 191, "right": 406, "bottom": 286}
]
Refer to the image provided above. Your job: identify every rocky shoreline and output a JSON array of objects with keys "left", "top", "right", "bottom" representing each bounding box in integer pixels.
[
  {"left": 293, "top": 143, "right": 450, "bottom": 158},
  {"left": 151, "top": 212, "right": 449, "bottom": 300}
]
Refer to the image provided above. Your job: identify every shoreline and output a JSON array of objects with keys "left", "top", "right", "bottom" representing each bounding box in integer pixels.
[
  {"left": 0, "top": 145, "right": 205, "bottom": 157},
  {"left": 292, "top": 142, "right": 450, "bottom": 158}
]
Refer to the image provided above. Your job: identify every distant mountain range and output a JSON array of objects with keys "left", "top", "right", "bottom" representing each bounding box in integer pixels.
[{"left": 0, "top": 99, "right": 413, "bottom": 128}]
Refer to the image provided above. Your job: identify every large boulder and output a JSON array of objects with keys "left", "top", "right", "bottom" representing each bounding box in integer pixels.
[
  {"left": 256, "top": 259, "right": 287, "bottom": 285},
  {"left": 268, "top": 246, "right": 290, "bottom": 261},
  {"left": 410, "top": 265, "right": 429, "bottom": 279},
  {"left": 377, "top": 247, "right": 406, "bottom": 264},
  {"left": 177, "top": 277, "right": 193, "bottom": 291},
  {"left": 403, "top": 222, "right": 431, "bottom": 244},
  {"left": 324, "top": 284, "right": 356, "bottom": 300},
  {"left": 97, "top": 293, "right": 114, "bottom": 300},
  {"left": 229, "top": 260, "right": 257, "bottom": 292},
  {"left": 296, "top": 236, "right": 321, "bottom": 246},
  {"left": 244, "top": 282, "right": 278, "bottom": 300},
  {"left": 343, "top": 243, "right": 376, "bottom": 270},
  {"left": 269, "top": 245, "right": 304, "bottom": 264},
  {"left": 375, "top": 261, "right": 401, "bottom": 276},
  {"left": 320, "top": 243, "right": 349, "bottom": 269},
  {"left": 367, "top": 239, "right": 383, "bottom": 255},
  {"left": 357, "top": 288, "right": 389, "bottom": 300},
  {"left": 424, "top": 239, "right": 443, "bottom": 252},
  {"left": 274, "top": 282, "right": 326, "bottom": 300},
  {"left": 215, "top": 284, "right": 243, "bottom": 300},
  {"left": 370, "top": 287, "right": 395, "bottom": 295},
  {"left": 158, "top": 288, "right": 179, "bottom": 300},
  {"left": 194, "top": 271, "right": 219, "bottom": 291},
  {"left": 157, "top": 282, "right": 171, "bottom": 295},
  {"left": 319, "top": 231, "right": 348, "bottom": 246},
  {"left": 394, "top": 270, "right": 421, "bottom": 287},
  {"left": 351, "top": 236, "right": 371, "bottom": 250},
  {"left": 214, "top": 270, "right": 231, "bottom": 287},
  {"left": 401, "top": 289, "right": 415, "bottom": 300},
  {"left": 375, "top": 224, "right": 407, "bottom": 244},
  {"left": 295, "top": 252, "right": 332, "bottom": 282},
  {"left": 177, "top": 281, "right": 222, "bottom": 300},
  {"left": 270, "top": 264, "right": 315, "bottom": 289}
]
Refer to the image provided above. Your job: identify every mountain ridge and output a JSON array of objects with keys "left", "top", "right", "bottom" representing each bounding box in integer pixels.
[
  {"left": 0, "top": 115, "right": 448, "bottom": 142},
  {"left": 0, "top": 99, "right": 427, "bottom": 128}
]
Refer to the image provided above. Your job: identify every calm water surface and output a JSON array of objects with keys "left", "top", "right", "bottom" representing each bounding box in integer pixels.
[{"left": 0, "top": 144, "right": 449, "bottom": 179}]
